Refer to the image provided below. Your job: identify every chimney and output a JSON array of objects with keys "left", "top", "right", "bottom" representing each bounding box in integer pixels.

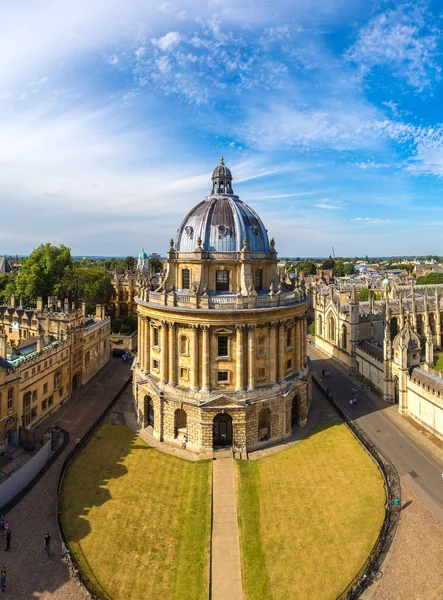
[
  {"left": 36, "top": 334, "right": 44, "bottom": 353},
  {"left": 0, "top": 334, "right": 7, "bottom": 357},
  {"left": 10, "top": 295, "right": 16, "bottom": 308},
  {"left": 57, "top": 299, "right": 62, "bottom": 311},
  {"left": 96, "top": 304, "right": 103, "bottom": 320},
  {"left": 36, "top": 297, "right": 43, "bottom": 312},
  {"left": 81, "top": 302, "right": 87, "bottom": 317},
  {"left": 64, "top": 298, "right": 70, "bottom": 313}
]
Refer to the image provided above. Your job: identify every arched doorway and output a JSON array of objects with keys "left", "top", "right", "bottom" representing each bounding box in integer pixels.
[
  {"left": 258, "top": 408, "right": 271, "bottom": 441},
  {"left": 213, "top": 413, "right": 233, "bottom": 447},
  {"left": 174, "top": 409, "right": 187, "bottom": 438},
  {"left": 393, "top": 376, "right": 399, "bottom": 404},
  {"left": 144, "top": 395, "right": 154, "bottom": 428},
  {"left": 291, "top": 396, "right": 299, "bottom": 429},
  {"left": 72, "top": 373, "right": 81, "bottom": 391}
]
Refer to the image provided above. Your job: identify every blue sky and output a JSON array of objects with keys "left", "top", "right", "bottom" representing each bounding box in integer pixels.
[{"left": 1, "top": 0, "right": 443, "bottom": 257}]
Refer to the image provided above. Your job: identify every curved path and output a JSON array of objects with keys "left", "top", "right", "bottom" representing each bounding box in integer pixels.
[{"left": 2, "top": 358, "right": 131, "bottom": 599}]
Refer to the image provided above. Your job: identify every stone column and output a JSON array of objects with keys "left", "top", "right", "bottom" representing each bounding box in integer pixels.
[
  {"left": 247, "top": 325, "right": 256, "bottom": 390},
  {"left": 278, "top": 321, "right": 286, "bottom": 381},
  {"left": 138, "top": 316, "right": 144, "bottom": 368},
  {"left": 236, "top": 325, "right": 245, "bottom": 391},
  {"left": 202, "top": 325, "right": 210, "bottom": 391},
  {"left": 270, "top": 323, "right": 278, "bottom": 383},
  {"left": 168, "top": 322, "right": 176, "bottom": 386},
  {"left": 160, "top": 322, "right": 168, "bottom": 383},
  {"left": 190, "top": 325, "right": 199, "bottom": 391},
  {"left": 143, "top": 317, "right": 150, "bottom": 373},
  {"left": 295, "top": 318, "right": 301, "bottom": 370}
]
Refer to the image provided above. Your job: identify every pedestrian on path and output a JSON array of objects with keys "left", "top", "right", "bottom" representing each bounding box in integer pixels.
[
  {"left": 75, "top": 437, "right": 80, "bottom": 449},
  {"left": 394, "top": 497, "right": 401, "bottom": 511},
  {"left": 44, "top": 533, "right": 51, "bottom": 559},
  {"left": 348, "top": 369, "right": 352, "bottom": 376},
  {"left": 0, "top": 567, "right": 5, "bottom": 592},
  {"left": 182, "top": 435, "right": 187, "bottom": 450},
  {"left": 4, "top": 531, "right": 10, "bottom": 552},
  {"left": 322, "top": 369, "right": 325, "bottom": 377}
]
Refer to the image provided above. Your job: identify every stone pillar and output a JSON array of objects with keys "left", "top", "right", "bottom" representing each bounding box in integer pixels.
[
  {"left": 295, "top": 318, "right": 301, "bottom": 370},
  {"left": 270, "top": 323, "right": 278, "bottom": 383},
  {"left": 278, "top": 321, "right": 286, "bottom": 381},
  {"left": 202, "top": 325, "right": 210, "bottom": 391},
  {"left": 247, "top": 325, "right": 256, "bottom": 390},
  {"left": 138, "top": 316, "right": 144, "bottom": 368},
  {"left": 160, "top": 322, "right": 168, "bottom": 383},
  {"left": 190, "top": 325, "right": 199, "bottom": 391},
  {"left": 143, "top": 317, "right": 150, "bottom": 373},
  {"left": 236, "top": 325, "right": 245, "bottom": 391},
  {"left": 168, "top": 322, "right": 176, "bottom": 386}
]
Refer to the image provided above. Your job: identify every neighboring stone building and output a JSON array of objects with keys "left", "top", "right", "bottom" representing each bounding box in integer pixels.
[
  {"left": 313, "top": 283, "right": 443, "bottom": 439},
  {"left": 110, "top": 270, "right": 138, "bottom": 317},
  {"left": 133, "top": 159, "right": 311, "bottom": 452},
  {"left": 0, "top": 296, "right": 110, "bottom": 450},
  {"left": 0, "top": 256, "right": 12, "bottom": 274}
]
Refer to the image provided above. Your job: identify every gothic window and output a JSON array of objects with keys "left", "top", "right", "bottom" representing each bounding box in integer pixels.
[
  {"left": 342, "top": 325, "right": 347, "bottom": 351},
  {"left": 216, "top": 270, "right": 229, "bottom": 292},
  {"left": 179, "top": 335, "right": 189, "bottom": 355},
  {"left": 329, "top": 316, "right": 335, "bottom": 341},
  {"left": 182, "top": 269, "right": 190, "bottom": 290},
  {"left": 218, "top": 336, "right": 228, "bottom": 357},
  {"left": 255, "top": 269, "right": 263, "bottom": 291},
  {"left": 318, "top": 315, "right": 322, "bottom": 337}
]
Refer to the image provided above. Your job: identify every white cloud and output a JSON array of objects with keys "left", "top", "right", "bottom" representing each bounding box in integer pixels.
[
  {"left": 346, "top": 2, "right": 441, "bottom": 90},
  {"left": 313, "top": 201, "right": 342, "bottom": 209},
  {"left": 353, "top": 217, "right": 395, "bottom": 223},
  {"left": 151, "top": 31, "right": 181, "bottom": 52}
]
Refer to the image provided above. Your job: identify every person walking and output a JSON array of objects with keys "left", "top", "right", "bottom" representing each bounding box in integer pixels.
[
  {"left": 181, "top": 435, "right": 187, "bottom": 450},
  {"left": 0, "top": 567, "right": 5, "bottom": 592},
  {"left": 4, "top": 531, "right": 10, "bottom": 552},
  {"left": 44, "top": 533, "right": 51, "bottom": 559},
  {"left": 75, "top": 437, "right": 80, "bottom": 449}
]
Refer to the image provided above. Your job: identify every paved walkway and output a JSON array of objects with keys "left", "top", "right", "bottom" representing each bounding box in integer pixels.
[
  {"left": 309, "top": 344, "right": 443, "bottom": 523},
  {"left": 211, "top": 455, "right": 243, "bottom": 600},
  {"left": 3, "top": 358, "right": 131, "bottom": 599}
]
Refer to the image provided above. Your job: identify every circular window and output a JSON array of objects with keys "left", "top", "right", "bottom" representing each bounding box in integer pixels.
[
  {"left": 185, "top": 226, "right": 193, "bottom": 237},
  {"left": 252, "top": 226, "right": 259, "bottom": 236},
  {"left": 218, "top": 225, "right": 228, "bottom": 237}
]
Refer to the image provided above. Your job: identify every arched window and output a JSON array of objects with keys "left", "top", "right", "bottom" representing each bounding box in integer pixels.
[
  {"left": 318, "top": 315, "right": 322, "bottom": 337},
  {"left": 342, "top": 325, "right": 347, "bottom": 350},
  {"left": 258, "top": 408, "right": 271, "bottom": 440},
  {"left": 390, "top": 317, "right": 398, "bottom": 341},
  {"left": 417, "top": 314, "right": 424, "bottom": 336},
  {"left": 255, "top": 269, "right": 263, "bottom": 290},
  {"left": 328, "top": 315, "right": 335, "bottom": 341},
  {"left": 179, "top": 335, "right": 189, "bottom": 355},
  {"left": 286, "top": 327, "right": 292, "bottom": 348},
  {"left": 182, "top": 269, "right": 190, "bottom": 290},
  {"left": 174, "top": 409, "right": 187, "bottom": 438}
]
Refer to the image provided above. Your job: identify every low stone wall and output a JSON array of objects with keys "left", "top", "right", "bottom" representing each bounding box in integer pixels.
[{"left": 110, "top": 332, "right": 137, "bottom": 352}]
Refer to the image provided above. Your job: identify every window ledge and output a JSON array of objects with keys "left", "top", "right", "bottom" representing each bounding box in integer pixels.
[{"left": 216, "top": 356, "right": 232, "bottom": 362}]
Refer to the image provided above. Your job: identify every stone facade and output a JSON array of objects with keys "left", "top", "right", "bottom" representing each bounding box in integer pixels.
[
  {"left": 133, "top": 160, "right": 311, "bottom": 452},
  {"left": 313, "top": 282, "right": 443, "bottom": 439},
  {"left": 0, "top": 296, "right": 110, "bottom": 449}
]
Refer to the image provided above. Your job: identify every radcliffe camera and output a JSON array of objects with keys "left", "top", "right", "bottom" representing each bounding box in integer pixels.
[{"left": 0, "top": 2, "right": 442, "bottom": 600}]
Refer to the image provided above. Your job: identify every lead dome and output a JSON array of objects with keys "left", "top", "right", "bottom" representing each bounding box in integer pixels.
[{"left": 175, "top": 158, "right": 269, "bottom": 253}]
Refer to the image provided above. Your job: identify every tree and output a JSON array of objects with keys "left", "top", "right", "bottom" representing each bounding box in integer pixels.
[
  {"left": 13, "top": 243, "right": 73, "bottom": 305},
  {"left": 358, "top": 287, "right": 369, "bottom": 301},
  {"left": 59, "top": 266, "right": 115, "bottom": 313},
  {"left": 416, "top": 273, "right": 443, "bottom": 285},
  {"left": 149, "top": 256, "right": 163, "bottom": 273},
  {"left": 308, "top": 322, "right": 315, "bottom": 336},
  {"left": 344, "top": 263, "right": 356, "bottom": 276},
  {"left": 122, "top": 256, "right": 136, "bottom": 271},
  {"left": 296, "top": 260, "right": 317, "bottom": 276},
  {"left": 333, "top": 260, "right": 345, "bottom": 277},
  {"left": 321, "top": 258, "right": 335, "bottom": 270}
]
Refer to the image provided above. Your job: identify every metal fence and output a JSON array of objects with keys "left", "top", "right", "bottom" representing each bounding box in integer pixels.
[
  {"left": 56, "top": 375, "right": 132, "bottom": 599},
  {"left": 312, "top": 374, "right": 401, "bottom": 600}
]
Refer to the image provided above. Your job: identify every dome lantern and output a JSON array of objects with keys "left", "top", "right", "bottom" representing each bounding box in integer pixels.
[{"left": 211, "top": 156, "right": 233, "bottom": 195}]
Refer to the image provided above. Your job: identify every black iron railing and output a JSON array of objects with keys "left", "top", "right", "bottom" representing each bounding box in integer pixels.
[{"left": 312, "top": 373, "right": 401, "bottom": 599}]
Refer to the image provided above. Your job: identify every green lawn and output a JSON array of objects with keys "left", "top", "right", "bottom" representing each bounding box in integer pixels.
[
  {"left": 60, "top": 424, "right": 211, "bottom": 600},
  {"left": 433, "top": 352, "right": 443, "bottom": 371},
  {"left": 237, "top": 423, "right": 386, "bottom": 600}
]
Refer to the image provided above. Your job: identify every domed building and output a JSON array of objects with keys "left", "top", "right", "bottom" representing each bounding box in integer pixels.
[{"left": 133, "top": 159, "right": 311, "bottom": 452}]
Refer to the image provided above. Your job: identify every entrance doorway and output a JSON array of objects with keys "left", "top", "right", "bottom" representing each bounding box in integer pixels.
[
  {"left": 291, "top": 396, "right": 299, "bottom": 429},
  {"left": 213, "top": 413, "right": 233, "bottom": 447},
  {"left": 144, "top": 395, "right": 154, "bottom": 428},
  {"left": 72, "top": 373, "right": 81, "bottom": 391}
]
